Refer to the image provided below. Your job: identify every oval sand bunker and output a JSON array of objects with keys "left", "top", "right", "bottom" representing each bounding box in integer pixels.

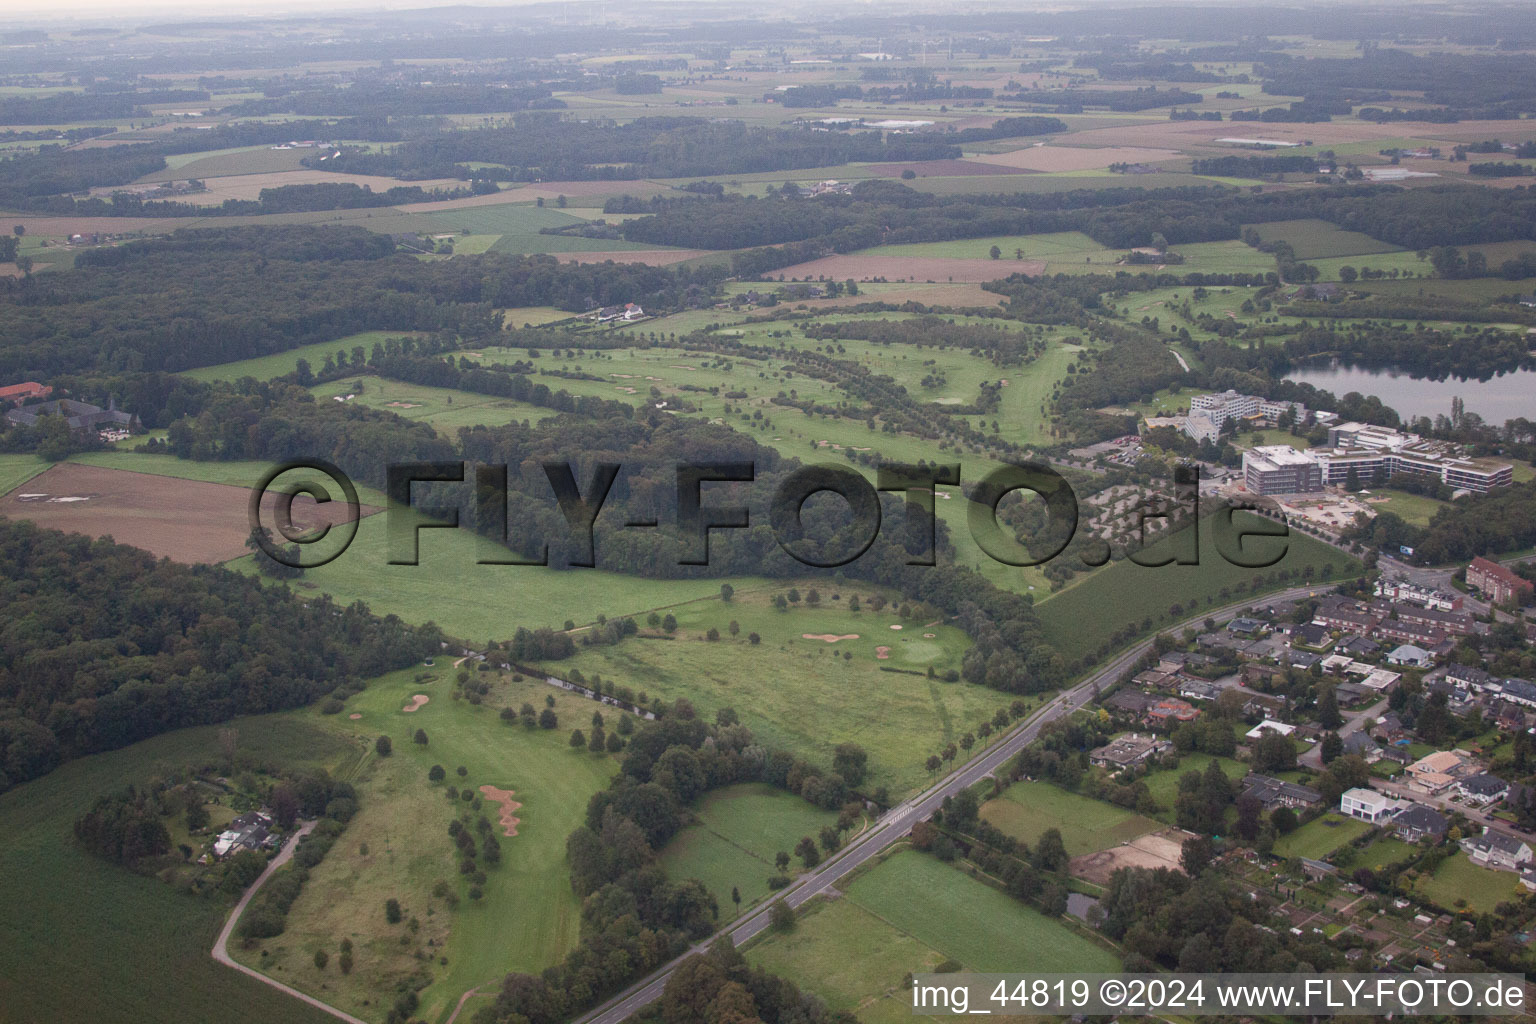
[
  {"left": 479, "top": 786, "right": 522, "bottom": 836},
  {"left": 802, "top": 633, "right": 859, "bottom": 642}
]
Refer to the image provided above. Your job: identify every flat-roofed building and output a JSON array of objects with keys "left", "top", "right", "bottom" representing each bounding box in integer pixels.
[{"left": 1243, "top": 444, "right": 1324, "bottom": 495}]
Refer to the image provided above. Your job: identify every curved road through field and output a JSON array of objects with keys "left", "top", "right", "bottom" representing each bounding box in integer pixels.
[
  {"left": 212, "top": 820, "right": 371, "bottom": 1024},
  {"left": 570, "top": 582, "right": 1339, "bottom": 1024}
]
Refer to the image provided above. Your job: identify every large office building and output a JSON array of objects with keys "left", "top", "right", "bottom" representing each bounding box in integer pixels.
[
  {"left": 1243, "top": 445, "right": 1324, "bottom": 495},
  {"left": 1239, "top": 423, "right": 1513, "bottom": 496}
]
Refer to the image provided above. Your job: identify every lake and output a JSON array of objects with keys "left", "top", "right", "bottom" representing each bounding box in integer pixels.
[{"left": 1283, "top": 362, "right": 1536, "bottom": 424}]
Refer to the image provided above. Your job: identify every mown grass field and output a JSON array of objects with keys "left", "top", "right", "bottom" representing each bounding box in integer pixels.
[
  {"left": 844, "top": 850, "right": 1121, "bottom": 972},
  {"left": 1353, "top": 836, "right": 1420, "bottom": 871},
  {"left": 1365, "top": 488, "right": 1451, "bottom": 527},
  {"left": 234, "top": 667, "right": 622, "bottom": 1024},
  {"left": 309, "top": 376, "right": 559, "bottom": 435},
  {"left": 0, "top": 715, "right": 355, "bottom": 1024},
  {"left": 538, "top": 589, "right": 1014, "bottom": 797},
  {"left": 1246, "top": 219, "right": 1403, "bottom": 260},
  {"left": 1410, "top": 850, "right": 1525, "bottom": 914},
  {"left": 1035, "top": 512, "right": 1359, "bottom": 663},
  {"left": 659, "top": 783, "right": 839, "bottom": 919},
  {"left": 1272, "top": 813, "right": 1372, "bottom": 861},
  {"left": 980, "top": 781, "right": 1161, "bottom": 856},
  {"left": 180, "top": 331, "right": 425, "bottom": 383},
  {"left": 230, "top": 509, "right": 772, "bottom": 645}
]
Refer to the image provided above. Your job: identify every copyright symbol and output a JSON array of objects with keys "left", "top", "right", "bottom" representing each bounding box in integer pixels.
[
  {"left": 248, "top": 460, "right": 361, "bottom": 569},
  {"left": 1100, "top": 980, "right": 1127, "bottom": 1008}
]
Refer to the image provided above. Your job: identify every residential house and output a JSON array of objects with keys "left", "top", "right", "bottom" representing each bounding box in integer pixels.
[
  {"left": 1388, "top": 644, "right": 1435, "bottom": 668},
  {"left": 0, "top": 381, "right": 52, "bottom": 404},
  {"left": 1229, "top": 617, "right": 1265, "bottom": 635},
  {"left": 1342, "top": 787, "right": 1400, "bottom": 823},
  {"left": 1282, "top": 650, "right": 1323, "bottom": 671},
  {"left": 1405, "top": 749, "right": 1474, "bottom": 795},
  {"left": 1146, "top": 698, "right": 1200, "bottom": 725},
  {"left": 1458, "top": 774, "right": 1510, "bottom": 806},
  {"left": 1103, "top": 690, "right": 1155, "bottom": 715},
  {"left": 4, "top": 397, "right": 139, "bottom": 433},
  {"left": 1134, "top": 668, "right": 1178, "bottom": 689},
  {"left": 1342, "top": 732, "right": 1382, "bottom": 762},
  {"left": 212, "top": 811, "right": 275, "bottom": 858},
  {"left": 1379, "top": 745, "right": 1413, "bottom": 767},
  {"left": 1246, "top": 719, "right": 1296, "bottom": 739},
  {"left": 1090, "top": 733, "right": 1173, "bottom": 770},
  {"left": 1461, "top": 828, "right": 1534, "bottom": 872},
  {"left": 1357, "top": 668, "right": 1402, "bottom": 694},
  {"left": 1243, "top": 774, "right": 1323, "bottom": 810},
  {"left": 1392, "top": 804, "right": 1449, "bottom": 842},
  {"left": 1290, "top": 622, "right": 1331, "bottom": 649},
  {"left": 1178, "top": 679, "right": 1225, "bottom": 702}
]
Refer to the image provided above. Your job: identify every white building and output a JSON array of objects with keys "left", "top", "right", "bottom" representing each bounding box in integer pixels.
[{"left": 1341, "top": 787, "right": 1399, "bottom": 823}]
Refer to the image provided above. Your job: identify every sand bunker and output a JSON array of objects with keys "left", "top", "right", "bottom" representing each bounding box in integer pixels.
[
  {"left": 479, "top": 785, "right": 522, "bottom": 836},
  {"left": 385, "top": 401, "right": 422, "bottom": 408},
  {"left": 803, "top": 633, "right": 859, "bottom": 642},
  {"left": 349, "top": 713, "right": 362, "bottom": 720},
  {"left": 889, "top": 624, "right": 903, "bottom": 630},
  {"left": 923, "top": 633, "right": 936, "bottom": 638},
  {"left": 875, "top": 646, "right": 891, "bottom": 659},
  {"left": 402, "top": 694, "right": 430, "bottom": 713}
]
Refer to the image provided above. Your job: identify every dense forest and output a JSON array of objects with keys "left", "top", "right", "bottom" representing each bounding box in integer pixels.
[
  {"left": 0, "top": 226, "right": 712, "bottom": 380},
  {"left": 0, "top": 520, "right": 439, "bottom": 792},
  {"left": 307, "top": 115, "right": 963, "bottom": 182}
]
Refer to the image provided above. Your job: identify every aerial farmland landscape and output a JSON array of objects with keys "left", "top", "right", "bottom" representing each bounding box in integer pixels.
[{"left": 3, "top": 2, "right": 1536, "bottom": 1023}]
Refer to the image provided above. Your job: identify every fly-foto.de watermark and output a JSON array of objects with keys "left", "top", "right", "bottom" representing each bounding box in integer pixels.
[{"left": 247, "top": 459, "right": 1293, "bottom": 571}]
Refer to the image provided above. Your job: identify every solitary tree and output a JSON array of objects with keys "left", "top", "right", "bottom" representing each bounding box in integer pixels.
[
  {"left": 570, "top": 729, "right": 586, "bottom": 748},
  {"left": 413, "top": 728, "right": 429, "bottom": 745},
  {"left": 375, "top": 735, "right": 393, "bottom": 757},
  {"left": 314, "top": 949, "right": 329, "bottom": 970},
  {"left": 774, "top": 850, "right": 791, "bottom": 872},
  {"left": 769, "top": 900, "right": 795, "bottom": 931},
  {"left": 428, "top": 764, "right": 446, "bottom": 782},
  {"left": 384, "top": 898, "right": 403, "bottom": 924},
  {"left": 795, "top": 836, "right": 821, "bottom": 868}
]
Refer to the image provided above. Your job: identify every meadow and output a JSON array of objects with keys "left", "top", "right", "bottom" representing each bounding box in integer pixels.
[
  {"left": 979, "top": 781, "right": 1162, "bottom": 856},
  {"left": 234, "top": 666, "right": 623, "bottom": 1024},
  {"left": 536, "top": 589, "right": 1017, "bottom": 796},
  {"left": 1035, "top": 512, "right": 1359, "bottom": 663},
  {"left": 1410, "top": 850, "right": 1524, "bottom": 914},
  {"left": 1246, "top": 219, "right": 1403, "bottom": 260},
  {"left": 0, "top": 714, "right": 355, "bottom": 1024},
  {"left": 842, "top": 850, "right": 1121, "bottom": 972},
  {"left": 747, "top": 897, "right": 947, "bottom": 1024},
  {"left": 1272, "top": 813, "right": 1373, "bottom": 861},
  {"left": 658, "top": 783, "right": 839, "bottom": 919},
  {"left": 1366, "top": 488, "right": 1451, "bottom": 527}
]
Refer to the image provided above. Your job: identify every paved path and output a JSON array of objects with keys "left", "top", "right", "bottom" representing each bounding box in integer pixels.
[
  {"left": 571, "top": 582, "right": 1337, "bottom": 1024},
  {"left": 1299, "top": 697, "right": 1388, "bottom": 769},
  {"left": 212, "top": 821, "right": 370, "bottom": 1024}
]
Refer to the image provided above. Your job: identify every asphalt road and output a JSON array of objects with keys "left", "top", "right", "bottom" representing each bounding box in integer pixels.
[{"left": 572, "top": 582, "right": 1334, "bottom": 1024}]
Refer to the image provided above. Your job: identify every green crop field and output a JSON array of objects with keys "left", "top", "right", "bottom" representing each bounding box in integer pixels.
[
  {"left": 180, "top": 331, "right": 425, "bottom": 383},
  {"left": 1246, "top": 219, "right": 1403, "bottom": 260},
  {"left": 1410, "top": 851, "right": 1524, "bottom": 914},
  {"left": 1139, "top": 755, "right": 1247, "bottom": 813},
  {"left": 980, "top": 781, "right": 1161, "bottom": 857},
  {"left": 1272, "top": 813, "right": 1372, "bottom": 861},
  {"left": 1035, "top": 512, "right": 1359, "bottom": 663},
  {"left": 659, "top": 783, "right": 839, "bottom": 919},
  {"left": 748, "top": 897, "right": 947, "bottom": 1024},
  {"left": 0, "top": 714, "right": 354, "bottom": 1024},
  {"left": 64, "top": 450, "right": 386, "bottom": 505},
  {"left": 844, "top": 850, "right": 1121, "bottom": 972},
  {"left": 0, "top": 451, "right": 52, "bottom": 497},
  {"left": 535, "top": 589, "right": 1015, "bottom": 797},
  {"left": 234, "top": 667, "right": 622, "bottom": 1024}
]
